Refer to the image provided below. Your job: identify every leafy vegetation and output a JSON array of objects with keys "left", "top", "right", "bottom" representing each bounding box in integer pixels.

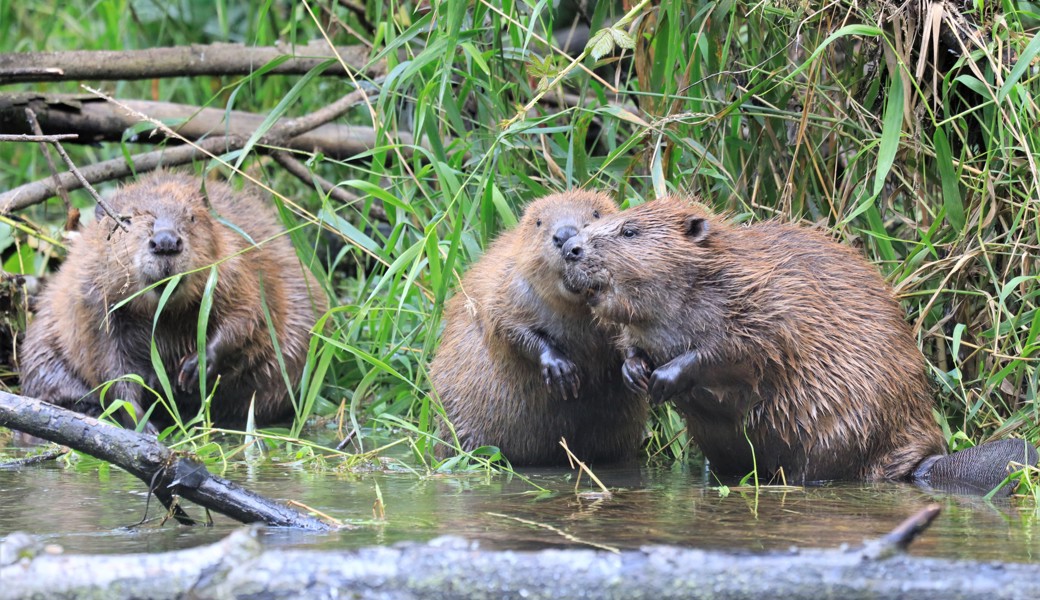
[{"left": 0, "top": 1, "right": 1037, "bottom": 493}]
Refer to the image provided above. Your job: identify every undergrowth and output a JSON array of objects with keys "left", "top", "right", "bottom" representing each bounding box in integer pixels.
[{"left": 0, "top": 1, "right": 1037, "bottom": 493}]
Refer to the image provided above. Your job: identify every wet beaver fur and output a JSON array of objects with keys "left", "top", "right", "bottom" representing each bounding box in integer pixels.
[
  {"left": 562, "top": 196, "right": 1037, "bottom": 486},
  {"left": 20, "top": 172, "right": 327, "bottom": 431},
  {"left": 430, "top": 191, "right": 648, "bottom": 465}
]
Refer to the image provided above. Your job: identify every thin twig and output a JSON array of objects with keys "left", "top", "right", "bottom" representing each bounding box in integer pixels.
[
  {"left": 335, "top": 0, "right": 375, "bottom": 33},
  {"left": 486, "top": 512, "right": 619, "bottom": 553},
  {"left": 560, "top": 437, "right": 613, "bottom": 498},
  {"left": 0, "top": 133, "right": 78, "bottom": 143},
  {"left": 0, "top": 135, "right": 241, "bottom": 214},
  {"left": 324, "top": 2, "right": 374, "bottom": 47},
  {"left": 23, "top": 108, "right": 75, "bottom": 227},
  {"left": 43, "top": 131, "right": 128, "bottom": 231}
]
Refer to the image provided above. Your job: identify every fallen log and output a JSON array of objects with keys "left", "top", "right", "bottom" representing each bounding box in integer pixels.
[
  {"left": 0, "top": 41, "right": 380, "bottom": 84},
  {"left": 2, "top": 506, "right": 1037, "bottom": 600},
  {"left": 0, "top": 92, "right": 407, "bottom": 163},
  {"left": 0, "top": 391, "right": 333, "bottom": 531}
]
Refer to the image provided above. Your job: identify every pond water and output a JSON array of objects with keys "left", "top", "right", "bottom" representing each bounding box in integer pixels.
[{"left": 1, "top": 443, "right": 1037, "bottom": 562}]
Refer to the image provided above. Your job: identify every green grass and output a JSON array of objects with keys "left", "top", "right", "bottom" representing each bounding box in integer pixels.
[{"left": 0, "top": 1, "right": 1037, "bottom": 493}]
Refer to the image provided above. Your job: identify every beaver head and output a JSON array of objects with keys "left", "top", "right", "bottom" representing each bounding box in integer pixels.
[
  {"left": 562, "top": 196, "right": 717, "bottom": 325},
  {"left": 512, "top": 190, "right": 617, "bottom": 306},
  {"left": 91, "top": 173, "right": 221, "bottom": 310}
]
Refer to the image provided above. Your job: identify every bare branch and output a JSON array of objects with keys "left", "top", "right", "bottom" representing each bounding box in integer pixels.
[
  {"left": 23, "top": 109, "right": 77, "bottom": 229},
  {"left": 0, "top": 92, "right": 415, "bottom": 161},
  {"left": 0, "top": 41, "right": 380, "bottom": 84},
  {"left": 0, "top": 136, "right": 241, "bottom": 213},
  {"left": 23, "top": 108, "right": 127, "bottom": 230},
  {"left": 0, "top": 391, "right": 334, "bottom": 531},
  {"left": 0, "top": 133, "right": 77, "bottom": 143}
]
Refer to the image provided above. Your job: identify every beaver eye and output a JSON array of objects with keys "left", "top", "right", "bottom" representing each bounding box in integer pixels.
[
  {"left": 592, "top": 210, "right": 600, "bottom": 219},
  {"left": 190, "top": 214, "right": 196, "bottom": 223},
  {"left": 622, "top": 227, "right": 637, "bottom": 238},
  {"left": 535, "top": 219, "right": 542, "bottom": 227}
]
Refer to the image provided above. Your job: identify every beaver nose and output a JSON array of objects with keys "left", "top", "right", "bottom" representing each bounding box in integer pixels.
[
  {"left": 149, "top": 229, "right": 183, "bottom": 256},
  {"left": 562, "top": 237, "right": 583, "bottom": 261},
  {"left": 552, "top": 225, "right": 578, "bottom": 249}
]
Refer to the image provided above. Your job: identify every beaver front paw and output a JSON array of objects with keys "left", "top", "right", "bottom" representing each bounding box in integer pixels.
[
  {"left": 622, "top": 347, "right": 653, "bottom": 395},
  {"left": 649, "top": 352, "right": 699, "bottom": 405},
  {"left": 540, "top": 349, "right": 580, "bottom": 400},
  {"left": 176, "top": 349, "right": 218, "bottom": 393}
]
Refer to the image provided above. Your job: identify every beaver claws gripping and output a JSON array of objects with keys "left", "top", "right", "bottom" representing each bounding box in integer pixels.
[
  {"left": 539, "top": 348, "right": 581, "bottom": 400},
  {"left": 176, "top": 348, "right": 219, "bottom": 393}
]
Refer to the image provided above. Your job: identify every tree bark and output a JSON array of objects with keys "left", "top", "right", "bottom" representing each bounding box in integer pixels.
[
  {"left": 0, "top": 391, "right": 333, "bottom": 531},
  {"left": 0, "top": 41, "right": 380, "bottom": 84},
  {"left": 2, "top": 507, "right": 1037, "bottom": 600}
]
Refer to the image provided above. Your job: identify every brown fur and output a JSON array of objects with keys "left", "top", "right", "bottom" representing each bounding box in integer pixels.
[
  {"left": 562, "top": 196, "right": 946, "bottom": 481},
  {"left": 430, "top": 191, "right": 648, "bottom": 465},
  {"left": 20, "top": 172, "right": 327, "bottom": 429}
]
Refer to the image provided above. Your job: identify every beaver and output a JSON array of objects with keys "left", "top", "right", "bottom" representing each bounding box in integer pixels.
[
  {"left": 561, "top": 196, "right": 1037, "bottom": 486},
  {"left": 20, "top": 172, "right": 327, "bottom": 431},
  {"left": 430, "top": 191, "right": 648, "bottom": 466}
]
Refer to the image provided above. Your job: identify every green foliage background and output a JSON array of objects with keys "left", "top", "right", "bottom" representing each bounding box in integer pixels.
[{"left": 0, "top": 0, "right": 1038, "bottom": 471}]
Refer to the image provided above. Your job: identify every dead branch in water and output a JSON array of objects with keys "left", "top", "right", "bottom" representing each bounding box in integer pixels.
[{"left": 0, "top": 391, "right": 334, "bottom": 531}]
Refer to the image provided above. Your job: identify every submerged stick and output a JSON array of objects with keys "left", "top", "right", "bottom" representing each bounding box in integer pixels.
[
  {"left": 0, "top": 392, "right": 333, "bottom": 531},
  {"left": 0, "top": 446, "right": 69, "bottom": 469}
]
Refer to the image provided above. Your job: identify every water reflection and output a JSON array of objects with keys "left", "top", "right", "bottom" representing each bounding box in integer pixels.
[{"left": 1, "top": 456, "right": 1036, "bottom": 562}]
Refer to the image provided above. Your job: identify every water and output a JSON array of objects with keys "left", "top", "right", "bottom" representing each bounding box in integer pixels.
[{"left": 1, "top": 449, "right": 1037, "bottom": 562}]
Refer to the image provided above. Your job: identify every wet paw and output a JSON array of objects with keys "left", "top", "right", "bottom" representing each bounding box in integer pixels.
[
  {"left": 540, "top": 351, "right": 580, "bottom": 400},
  {"left": 176, "top": 350, "right": 217, "bottom": 392},
  {"left": 622, "top": 347, "right": 653, "bottom": 396}
]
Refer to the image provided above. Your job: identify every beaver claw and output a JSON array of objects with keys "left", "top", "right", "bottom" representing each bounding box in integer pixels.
[
  {"left": 540, "top": 350, "right": 580, "bottom": 400},
  {"left": 622, "top": 347, "right": 653, "bottom": 396},
  {"left": 177, "top": 349, "right": 218, "bottom": 393}
]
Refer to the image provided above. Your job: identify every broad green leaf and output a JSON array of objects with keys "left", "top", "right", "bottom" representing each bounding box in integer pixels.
[
  {"left": 998, "top": 32, "right": 1040, "bottom": 102},
  {"left": 933, "top": 127, "right": 965, "bottom": 233},
  {"left": 588, "top": 29, "right": 614, "bottom": 60},
  {"left": 872, "top": 73, "right": 904, "bottom": 198}
]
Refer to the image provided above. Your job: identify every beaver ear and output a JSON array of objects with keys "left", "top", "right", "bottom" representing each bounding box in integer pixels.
[
  {"left": 684, "top": 216, "right": 709, "bottom": 242},
  {"left": 94, "top": 200, "right": 121, "bottom": 222}
]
